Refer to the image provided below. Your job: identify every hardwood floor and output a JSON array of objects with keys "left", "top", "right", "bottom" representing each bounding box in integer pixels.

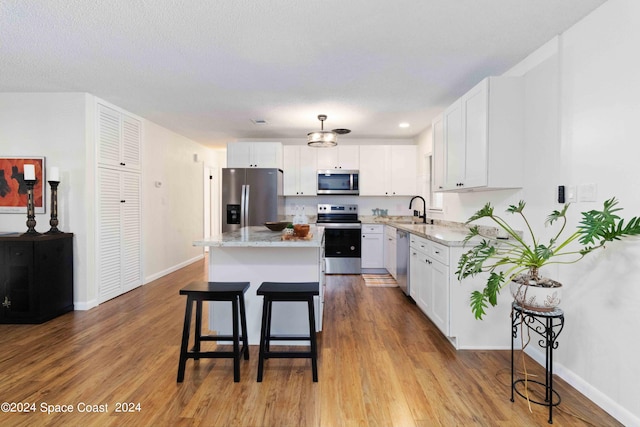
[{"left": 0, "top": 258, "right": 620, "bottom": 426}]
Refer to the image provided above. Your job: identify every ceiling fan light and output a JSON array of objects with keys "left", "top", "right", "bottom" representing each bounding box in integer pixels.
[
  {"left": 307, "top": 114, "right": 339, "bottom": 147},
  {"left": 307, "top": 130, "right": 338, "bottom": 147}
]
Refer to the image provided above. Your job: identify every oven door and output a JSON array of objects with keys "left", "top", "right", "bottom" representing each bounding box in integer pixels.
[{"left": 323, "top": 225, "right": 361, "bottom": 274}]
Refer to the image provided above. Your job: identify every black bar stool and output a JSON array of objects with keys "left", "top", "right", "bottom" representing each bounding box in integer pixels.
[
  {"left": 256, "top": 281, "right": 319, "bottom": 382},
  {"left": 177, "top": 281, "right": 249, "bottom": 383}
]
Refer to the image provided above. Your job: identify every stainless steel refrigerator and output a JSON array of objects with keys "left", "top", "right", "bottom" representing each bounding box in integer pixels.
[{"left": 221, "top": 168, "right": 284, "bottom": 232}]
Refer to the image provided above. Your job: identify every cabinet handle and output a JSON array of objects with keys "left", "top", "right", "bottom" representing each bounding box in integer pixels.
[
  {"left": 120, "top": 200, "right": 126, "bottom": 203},
  {"left": 434, "top": 250, "right": 440, "bottom": 254},
  {"left": 120, "top": 162, "right": 126, "bottom": 166}
]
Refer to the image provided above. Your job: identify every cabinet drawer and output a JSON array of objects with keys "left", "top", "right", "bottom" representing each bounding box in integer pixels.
[
  {"left": 409, "top": 234, "right": 429, "bottom": 253},
  {"left": 428, "top": 241, "right": 449, "bottom": 265},
  {"left": 362, "top": 224, "right": 383, "bottom": 234}
]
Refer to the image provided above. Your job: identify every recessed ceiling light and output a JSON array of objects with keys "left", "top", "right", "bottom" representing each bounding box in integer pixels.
[
  {"left": 399, "top": 122, "right": 410, "bottom": 128},
  {"left": 251, "top": 119, "right": 269, "bottom": 125}
]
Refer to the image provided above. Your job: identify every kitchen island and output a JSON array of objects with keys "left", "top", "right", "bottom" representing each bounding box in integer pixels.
[{"left": 193, "top": 225, "right": 325, "bottom": 345}]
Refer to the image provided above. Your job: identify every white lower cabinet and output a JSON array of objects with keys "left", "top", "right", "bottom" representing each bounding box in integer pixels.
[
  {"left": 384, "top": 226, "right": 397, "bottom": 278},
  {"left": 409, "top": 233, "right": 512, "bottom": 349},
  {"left": 361, "top": 224, "right": 384, "bottom": 269},
  {"left": 410, "top": 234, "right": 449, "bottom": 336}
]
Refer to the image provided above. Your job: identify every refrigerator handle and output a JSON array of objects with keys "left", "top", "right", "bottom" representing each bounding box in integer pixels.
[{"left": 242, "top": 184, "right": 250, "bottom": 227}]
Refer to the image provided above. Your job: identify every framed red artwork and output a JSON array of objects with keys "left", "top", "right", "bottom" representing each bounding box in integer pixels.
[{"left": 0, "top": 157, "right": 46, "bottom": 213}]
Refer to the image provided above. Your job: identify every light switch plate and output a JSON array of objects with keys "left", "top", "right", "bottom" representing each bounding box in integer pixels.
[
  {"left": 578, "top": 183, "right": 597, "bottom": 202},
  {"left": 566, "top": 186, "right": 577, "bottom": 203}
]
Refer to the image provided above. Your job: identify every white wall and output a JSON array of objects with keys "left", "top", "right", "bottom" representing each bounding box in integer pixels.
[
  {"left": 0, "top": 93, "right": 92, "bottom": 303},
  {"left": 553, "top": 1, "right": 640, "bottom": 424},
  {"left": 417, "top": 0, "right": 640, "bottom": 423},
  {"left": 0, "top": 93, "right": 220, "bottom": 309},
  {"left": 142, "top": 121, "right": 222, "bottom": 282}
]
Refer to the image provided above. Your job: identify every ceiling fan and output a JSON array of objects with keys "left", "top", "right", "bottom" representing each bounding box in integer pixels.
[{"left": 307, "top": 114, "right": 351, "bottom": 147}]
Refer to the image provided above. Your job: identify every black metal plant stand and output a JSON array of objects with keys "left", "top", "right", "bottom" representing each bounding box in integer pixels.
[{"left": 511, "top": 303, "right": 565, "bottom": 424}]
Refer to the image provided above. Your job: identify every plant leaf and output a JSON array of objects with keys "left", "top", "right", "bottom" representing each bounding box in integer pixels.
[
  {"left": 485, "top": 272, "right": 505, "bottom": 306},
  {"left": 506, "top": 200, "right": 526, "bottom": 214},
  {"left": 470, "top": 290, "right": 488, "bottom": 320},
  {"left": 546, "top": 204, "right": 569, "bottom": 225},
  {"left": 578, "top": 197, "right": 640, "bottom": 245},
  {"left": 466, "top": 203, "right": 494, "bottom": 224}
]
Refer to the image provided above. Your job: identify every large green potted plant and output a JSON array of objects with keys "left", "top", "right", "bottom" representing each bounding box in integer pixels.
[{"left": 456, "top": 197, "right": 640, "bottom": 319}]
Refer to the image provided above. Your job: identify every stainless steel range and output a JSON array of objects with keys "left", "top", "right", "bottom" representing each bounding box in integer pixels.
[{"left": 317, "top": 204, "right": 361, "bottom": 274}]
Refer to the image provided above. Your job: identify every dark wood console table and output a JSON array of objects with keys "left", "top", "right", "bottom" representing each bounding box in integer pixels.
[{"left": 0, "top": 232, "right": 73, "bottom": 324}]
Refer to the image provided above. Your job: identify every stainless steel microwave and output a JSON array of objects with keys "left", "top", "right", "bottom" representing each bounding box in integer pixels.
[{"left": 317, "top": 170, "right": 359, "bottom": 195}]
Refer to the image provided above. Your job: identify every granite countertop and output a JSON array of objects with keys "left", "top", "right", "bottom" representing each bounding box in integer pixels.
[
  {"left": 193, "top": 225, "right": 324, "bottom": 248},
  {"left": 387, "top": 223, "right": 472, "bottom": 247},
  {"left": 360, "top": 216, "right": 497, "bottom": 247}
]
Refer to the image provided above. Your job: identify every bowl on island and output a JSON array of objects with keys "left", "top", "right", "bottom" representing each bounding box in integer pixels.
[{"left": 264, "top": 221, "right": 289, "bottom": 231}]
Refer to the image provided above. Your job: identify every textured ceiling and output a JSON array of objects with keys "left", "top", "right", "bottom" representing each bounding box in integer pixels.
[{"left": 1, "top": 0, "right": 607, "bottom": 148}]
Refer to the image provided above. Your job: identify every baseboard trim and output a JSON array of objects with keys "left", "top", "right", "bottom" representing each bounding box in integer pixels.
[
  {"left": 73, "top": 299, "right": 98, "bottom": 311},
  {"left": 525, "top": 347, "right": 639, "bottom": 426},
  {"left": 143, "top": 254, "right": 204, "bottom": 285}
]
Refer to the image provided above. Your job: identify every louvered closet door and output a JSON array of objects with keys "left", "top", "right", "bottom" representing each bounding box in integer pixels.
[
  {"left": 97, "top": 103, "right": 142, "bottom": 171},
  {"left": 97, "top": 168, "right": 124, "bottom": 302},
  {"left": 122, "top": 116, "right": 141, "bottom": 170},
  {"left": 97, "top": 104, "right": 121, "bottom": 168},
  {"left": 121, "top": 172, "right": 142, "bottom": 292}
]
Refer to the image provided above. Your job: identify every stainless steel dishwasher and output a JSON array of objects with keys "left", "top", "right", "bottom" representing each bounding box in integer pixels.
[{"left": 396, "top": 229, "right": 410, "bottom": 295}]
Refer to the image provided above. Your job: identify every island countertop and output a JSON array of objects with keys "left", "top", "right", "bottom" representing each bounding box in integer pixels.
[{"left": 193, "top": 225, "right": 324, "bottom": 248}]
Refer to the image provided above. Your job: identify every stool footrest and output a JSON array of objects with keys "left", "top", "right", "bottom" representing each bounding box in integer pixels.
[
  {"left": 186, "top": 349, "right": 246, "bottom": 359},
  {"left": 199, "top": 335, "right": 247, "bottom": 342},
  {"left": 265, "top": 335, "right": 311, "bottom": 341},
  {"left": 263, "top": 351, "right": 313, "bottom": 358}
]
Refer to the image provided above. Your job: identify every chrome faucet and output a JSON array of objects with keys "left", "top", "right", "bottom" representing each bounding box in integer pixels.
[{"left": 409, "top": 196, "right": 427, "bottom": 223}]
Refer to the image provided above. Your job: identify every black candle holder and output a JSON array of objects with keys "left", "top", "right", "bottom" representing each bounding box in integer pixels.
[
  {"left": 22, "top": 179, "right": 41, "bottom": 236},
  {"left": 46, "top": 180, "right": 61, "bottom": 234}
]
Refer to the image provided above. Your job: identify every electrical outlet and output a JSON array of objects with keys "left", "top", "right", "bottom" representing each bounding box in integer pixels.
[{"left": 414, "top": 210, "right": 419, "bottom": 216}]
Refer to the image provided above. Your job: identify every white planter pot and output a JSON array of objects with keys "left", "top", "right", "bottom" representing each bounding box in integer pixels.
[{"left": 509, "top": 277, "right": 562, "bottom": 312}]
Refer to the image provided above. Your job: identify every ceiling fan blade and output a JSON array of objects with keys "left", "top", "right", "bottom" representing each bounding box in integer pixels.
[{"left": 332, "top": 128, "right": 351, "bottom": 135}]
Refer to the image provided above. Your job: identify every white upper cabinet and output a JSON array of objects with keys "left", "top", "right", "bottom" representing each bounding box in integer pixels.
[
  {"left": 227, "top": 142, "right": 283, "bottom": 168},
  {"left": 443, "top": 100, "right": 464, "bottom": 190},
  {"left": 97, "top": 103, "right": 142, "bottom": 171},
  {"left": 283, "top": 145, "right": 317, "bottom": 196},
  {"left": 359, "top": 145, "right": 417, "bottom": 196},
  {"left": 432, "top": 114, "right": 445, "bottom": 192},
  {"left": 436, "top": 76, "right": 524, "bottom": 192},
  {"left": 390, "top": 145, "right": 417, "bottom": 196},
  {"left": 316, "top": 145, "right": 359, "bottom": 170}
]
